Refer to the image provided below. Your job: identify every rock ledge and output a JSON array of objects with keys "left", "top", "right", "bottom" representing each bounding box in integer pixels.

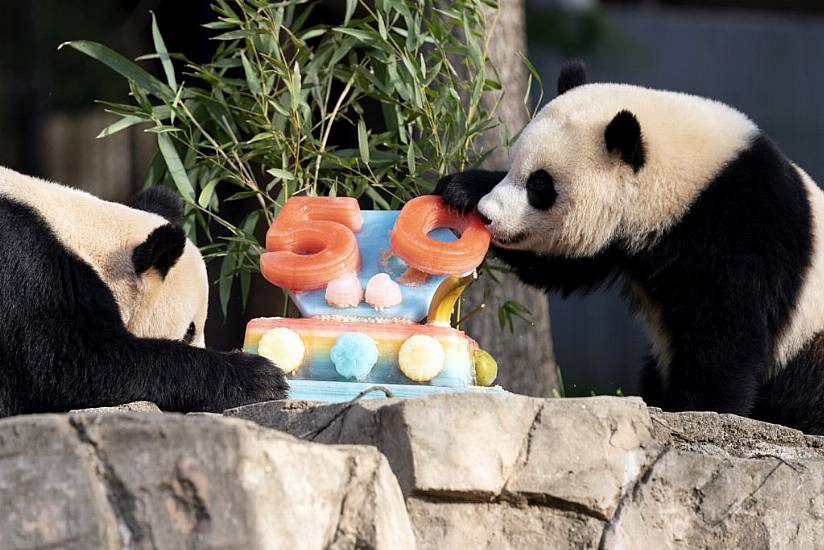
[{"left": 3, "top": 394, "right": 823, "bottom": 549}]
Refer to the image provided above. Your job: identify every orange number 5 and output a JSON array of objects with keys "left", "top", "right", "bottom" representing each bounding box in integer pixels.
[
  {"left": 261, "top": 197, "right": 363, "bottom": 291},
  {"left": 390, "top": 195, "right": 491, "bottom": 276}
]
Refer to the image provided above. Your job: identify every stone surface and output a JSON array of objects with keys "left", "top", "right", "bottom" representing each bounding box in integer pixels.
[
  {"left": 650, "top": 407, "right": 824, "bottom": 459},
  {"left": 70, "top": 400, "right": 162, "bottom": 414},
  {"left": 227, "top": 394, "right": 657, "bottom": 516},
  {"left": 0, "top": 412, "right": 413, "bottom": 550},
  {"left": 6, "top": 393, "right": 824, "bottom": 549},
  {"left": 229, "top": 394, "right": 824, "bottom": 550},
  {"left": 602, "top": 449, "right": 824, "bottom": 549}
]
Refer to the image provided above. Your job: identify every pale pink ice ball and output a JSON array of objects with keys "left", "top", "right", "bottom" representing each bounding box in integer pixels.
[
  {"left": 325, "top": 272, "right": 364, "bottom": 308},
  {"left": 365, "top": 273, "right": 403, "bottom": 310}
]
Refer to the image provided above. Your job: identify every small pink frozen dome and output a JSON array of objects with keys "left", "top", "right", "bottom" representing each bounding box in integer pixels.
[
  {"left": 365, "top": 273, "right": 403, "bottom": 311},
  {"left": 325, "top": 272, "right": 364, "bottom": 308}
]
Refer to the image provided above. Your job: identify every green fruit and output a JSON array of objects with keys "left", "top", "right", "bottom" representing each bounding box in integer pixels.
[{"left": 473, "top": 349, "right": 497, "bottom": 386}]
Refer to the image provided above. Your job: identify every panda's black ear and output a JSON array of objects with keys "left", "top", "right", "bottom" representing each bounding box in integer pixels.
[
  {"left": 127, "top": 187, "right": 184, "bottom": 225},
  {"left": 133, "top": 224, "right": 186, "bottom": 278},
  {"left": 605, "top": 110, "right": 646, "bottom": 173},
  {"left": 557, "top": 59, "right": 588, "bottom": 95}
]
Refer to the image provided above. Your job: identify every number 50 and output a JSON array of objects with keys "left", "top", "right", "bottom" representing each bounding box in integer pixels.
[{"left": 261, "top": 196, "right": 490, "bottom": 291}]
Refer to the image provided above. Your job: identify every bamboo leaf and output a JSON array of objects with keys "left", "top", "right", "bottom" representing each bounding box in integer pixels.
[
  {"left": 59, "top": 40, "right": 174, "bottom": 101},
  {"left": 376, "top": 11, "right": 387, "bottom": 40},
  {"left": 333, "top": 27, "right": 373, "bottom": 42},
  {"left": 219, "top": 254, "right": 236, "bottom": 318},
  {"left": 150, "top": 12, "right": 177, "bottom": 89},
  {"left": 300, "top": 28, "right": 327, "bottom": 41},
  {"left": 213, "top": 29, "right": 255, "bottom": 40},
  {"left": 240, "top": 51, "right": 262, "bottom": 96},
  {"left": 198, "top": 179, "right": 220, "bottom": 208},
  {"left": 240, "top": 270, "right": 251, "bottom": 309},
  {"left": 156, "top": 133, "right": 195, "bottom": 199},
  {"left": 406, "top": 140, "right": 416, "bottom": 175},
  {"left": 96, "top": 115, "right": 147, "bottom": 138},
  {"left": 266, "top": 167, "right": 295, "bottom": 180},
  {"left": 344, "top": 0, "right": 357, "bottom": 25},
  {"left": 357, "top": 118, "right": 370, "bottom": 165}
]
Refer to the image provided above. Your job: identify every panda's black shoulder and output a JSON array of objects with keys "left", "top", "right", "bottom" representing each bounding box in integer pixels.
[
  {"left": 629, "top": 132, "right": 812, "bottom": 336},
  {"left": 127, "top": 187, "right": 183, "bottom": 224}
]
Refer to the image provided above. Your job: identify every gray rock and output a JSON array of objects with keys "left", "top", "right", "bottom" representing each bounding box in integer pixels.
[
  {"left": 407, "top": 497, "right": 603, "bottom": 550},
  {"left": 0, "top": 412, "right": 414, "bottom": 550},
  {"left": 228, "top": 394, "right": 657, "bottom": 519},
  {"left": 70, "top": 400, "right": 162, "bottom": 413},
  {"left": 650, "top": 408, "right": 824, "bottom": 459},
  {"left": 229, "top": 394, "right": 824, "bottom": 550},
  {"left": 7, "top": 392, "right": 824, "bottom": 549},
  {"left": 602, "top": 449, "right": 824, "bottom": 549}
]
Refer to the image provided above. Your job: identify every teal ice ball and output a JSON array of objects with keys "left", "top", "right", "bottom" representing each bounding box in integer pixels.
[{"left": 331, "top": 332, "right": 379, "bottom": 381}]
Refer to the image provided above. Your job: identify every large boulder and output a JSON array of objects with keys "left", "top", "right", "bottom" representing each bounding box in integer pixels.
[
  {"left": 228, "top": 394, "right": 824, "bottom": 550},
  {"left": 0, "top": 412, "right": 414, "bottom": 550}
]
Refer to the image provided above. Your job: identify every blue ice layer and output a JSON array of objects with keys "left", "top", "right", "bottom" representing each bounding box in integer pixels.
[
  {"left": 287, "top": 379, "right": 506, "bottom": 403},
  {"left": 290, "top": 210, "right": 457, "bottom": 322}
]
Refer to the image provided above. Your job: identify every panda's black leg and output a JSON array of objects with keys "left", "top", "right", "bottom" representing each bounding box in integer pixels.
[
  {"left": 638, "top": 355, "right": 665, "bottom": 408},
  {"left": 435, "top": 170, "right": 507, "bottom": 213},
  {"left": 98, "top": 337, "right": 289, "bottom": 412},
  {"left": 0, "top": 378, "right": 21, "bottom": 418},
  {"left": 39, "top": 333, "right": 288, "bottom": 413},
  {"left": 752, "top": 333, "right": 824, "bottom": 435},
  {"left": 661, "top": 330, "right": 767, "bottom": 416}
]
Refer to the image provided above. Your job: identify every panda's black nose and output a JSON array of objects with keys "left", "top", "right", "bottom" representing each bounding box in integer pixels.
[{"left": 478, "top": 212, "right": 492, "bottom": 225}]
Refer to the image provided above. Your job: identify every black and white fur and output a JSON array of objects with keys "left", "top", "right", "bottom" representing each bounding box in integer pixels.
[
  {"left": 437, "top": 61, "right": 824, "bottom": 434},
  {"left": 0, "top": 167, "right": 287, "bottom": 416}
]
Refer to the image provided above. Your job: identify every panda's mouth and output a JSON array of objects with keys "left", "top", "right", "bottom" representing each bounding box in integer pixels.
[{"left": 492, "top": 230, "right": 530, "bottom": 247}]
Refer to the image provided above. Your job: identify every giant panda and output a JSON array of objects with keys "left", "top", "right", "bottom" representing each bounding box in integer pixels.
[
  {"left": 436, "top": 61, "right": 824, "bottom": 434},
  {"left": 0, "top": 167, "right": 287, "bottom": 416}
]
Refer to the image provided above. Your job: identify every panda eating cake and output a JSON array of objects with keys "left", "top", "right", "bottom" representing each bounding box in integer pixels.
[{"left": 243, "top": 195, "right": 502, "bottom": 402}]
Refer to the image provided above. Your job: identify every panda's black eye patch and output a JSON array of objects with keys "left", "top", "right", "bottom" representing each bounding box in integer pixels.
[
  {"left": 183, "top": 322, "right": 196, "bottom": 345},
  {"left": 526, "top": 170, "right": 557, "bottom": 210}
]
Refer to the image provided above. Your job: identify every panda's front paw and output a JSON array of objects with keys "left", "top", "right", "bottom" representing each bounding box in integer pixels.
[
  {"left": 434, "top": 170, "right": 506, "bottom": 214},
  {"left": 222, "top": 351, "right": 289, "bottom": 409}
]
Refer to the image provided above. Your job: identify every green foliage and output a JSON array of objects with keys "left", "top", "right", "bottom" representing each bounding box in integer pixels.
[
  {"left": 63, "top": 0, "right": 511, "bottom": 318},
  {"left": 497, "top": 299, "right": 530, "bottom": 333}
]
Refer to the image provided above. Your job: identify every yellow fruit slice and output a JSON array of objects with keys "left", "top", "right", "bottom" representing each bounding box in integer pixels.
[
  {"left": 257, "top": 327, "right": 305, "bottom": 374},
  {"left": 398, "top": 334, "right": 445, "bottom": 382},
  {"left": 426, "top": 272, "right": 477, "bottom": 326},
  {"left": 473, "top": 349, "right": 498, "bottom": 386}
]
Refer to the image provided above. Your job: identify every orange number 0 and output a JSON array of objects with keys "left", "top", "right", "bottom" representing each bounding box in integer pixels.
[
  {"left": 261, "top": 197, "right": 363, "bottom": 291},
  {"left": 390, "top": 195, "right": 491, "bottom": 276}
]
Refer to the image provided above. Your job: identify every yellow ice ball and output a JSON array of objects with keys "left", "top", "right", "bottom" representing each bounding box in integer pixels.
[
  {"left": 398, "top": 334, "right": 445, "bottom": 382},
  {"left": 257, "top": 327, "right": 305, "bottom": 374}
]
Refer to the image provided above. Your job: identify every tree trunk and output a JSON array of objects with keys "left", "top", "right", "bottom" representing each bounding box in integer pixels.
[{"left": 461, "top": 0, "right": 561, "bottom": 397}]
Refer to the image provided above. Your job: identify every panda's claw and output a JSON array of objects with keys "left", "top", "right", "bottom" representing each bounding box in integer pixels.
[
  {"left": 434, "top": 172, "right": 480, "bottom": 214},
  {"left": 222, "top": 351, "right": 289, "bottom": 408},
  {"left": 433, "top": 170, "right": 506, "bottom": 214}
]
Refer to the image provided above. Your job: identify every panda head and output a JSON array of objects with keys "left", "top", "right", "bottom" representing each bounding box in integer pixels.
[
  {"left": 477, "top": 60, "right": 757, "bottom": 257},
  {"left": 117, "top": 188, "right": 209, "bottom": 347}
]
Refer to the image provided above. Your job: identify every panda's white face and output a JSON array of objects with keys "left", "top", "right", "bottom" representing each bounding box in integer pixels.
[
  {"left": 124, "top": 239, "right": 209, "bottom": 347},
  {"left": 478, "top": 83, "right": 758, "bottom": 257}
]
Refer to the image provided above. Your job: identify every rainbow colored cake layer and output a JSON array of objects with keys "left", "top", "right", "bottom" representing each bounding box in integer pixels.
[{"left": 244, "top": 317, "right": 478, "bottom": 387}]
